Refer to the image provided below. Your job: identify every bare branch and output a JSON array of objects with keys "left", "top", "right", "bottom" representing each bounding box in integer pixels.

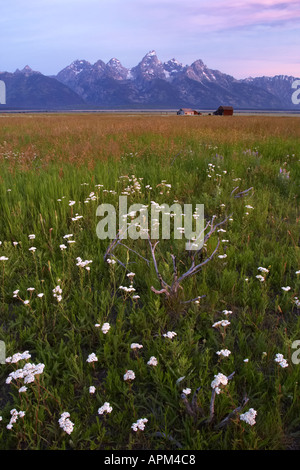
[
  {"left": 110, "top": 254, "right": 127, "bottom": 269},
  {"left": 148, "top": 237, "right": 170, "bottom": 290},
  {"left": 233, "top": 187, "right": 253, "bottom": 198},
  {"left": 230, "top": 186, "right": 239, "bottom": 196},
  {"left": 117, "top": 241, "right": 150, "bottom": 265},
  {"left": 215, "top": 395, "right": 250, "bottom": 430},
  {"left": 181, "top": 393, "right": 196, "bottom": 418},
  {"left": 180, "top": 295, "right": 206, "bottom": 305},
  {"left": 150, "top": 286, "right": 170, "bottom": 296},
  {"left": 177, "top": 239, "right": 221, "bottom": 284},
  {"left": 191, "top": 386, "right": 202, "bottom": 411}
]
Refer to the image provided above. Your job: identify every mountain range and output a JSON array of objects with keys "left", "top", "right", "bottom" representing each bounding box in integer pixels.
[{"left": 0, "top": 51, "right": 299, "bottom": 110}]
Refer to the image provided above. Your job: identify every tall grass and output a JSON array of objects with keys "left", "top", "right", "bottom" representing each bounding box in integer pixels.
[{"left": 0, "top": 113, "right": 299, "bottom": 450}]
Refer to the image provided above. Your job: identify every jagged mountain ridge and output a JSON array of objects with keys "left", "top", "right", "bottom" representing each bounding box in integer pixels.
[
  {"left": 55, "top": 51, "right": 299, "bottom": 109},
  {"left": 0, "top": 52, "right": 299, "bottom": 109},
  {"left": 0, "top": 66, "right": 85, "bottom": 108}
]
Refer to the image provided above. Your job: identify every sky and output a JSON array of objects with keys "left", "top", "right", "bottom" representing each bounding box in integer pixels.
[{"left": 1, "top": 0, "right": 300, "bottom": 78}]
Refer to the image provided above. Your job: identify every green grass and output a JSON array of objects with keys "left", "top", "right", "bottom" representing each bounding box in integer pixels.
[{"left": 0, "top": 115, "right": 300, "bottom": 450}]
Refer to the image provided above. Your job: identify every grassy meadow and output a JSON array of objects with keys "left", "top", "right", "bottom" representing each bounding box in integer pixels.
[{"left": 0, "top": 113, "right": 299, "bottom": 450}]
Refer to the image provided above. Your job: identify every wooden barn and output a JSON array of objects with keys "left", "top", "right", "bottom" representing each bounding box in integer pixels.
[
  {"left": 213, "top": 106, "right": 233, "bottom": 116},
  {"left": 177, "top": 108, "right": 201, "bottom": 116}
]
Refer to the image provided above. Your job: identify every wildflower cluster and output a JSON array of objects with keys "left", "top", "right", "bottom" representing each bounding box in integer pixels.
[
  {"left": 86, "top": 353, "right": 98, "bottom": 363},
  {"left": 7, "top": 409, "right": 25, "bottom": 430},
  {"left": 53, "top": 285, "right": 62, "bottom": 302},
  {"left": 240, "top": 408, "right": 257, "bottom": 426},
  {"left": 121, "top": 175, "right": 143, "bottom": 196},
  {"left": 216, "top": 349, "right": 231, "bottom": 358},
  {"left": 131, "top": 418, "right": 148, "bottom": 432},
  {"left": 98, "top": 402, "right": 113, "bottom": 415},
  {"left": 123, "top": 370, "right": 135, "bottom": 381},
  {"left": 163, "top": 331, "right": 177, "bottom": 339},
  {"left": 58, "top": 412, "right": 74, "bottom": 435},
  {"left": 256, "top": 266, "right": 269, "bottom": 282},
  {"left": 6, "top": 351, "right": 31, "bottom": 363},
  {"left": 76, "top": 257, "right": 92, "bottom": 270},
  {"left": 147, "top": 356, "right": 158, "bottom": 366},
  {"left": 6, "top": 362, "right": 45, "bottom": 386},
  {"left": 274, "top": 353, "right": 288, "bottom": 368},
  {"left": 211, "top": 373, "right": 228, "bottom": 395}
]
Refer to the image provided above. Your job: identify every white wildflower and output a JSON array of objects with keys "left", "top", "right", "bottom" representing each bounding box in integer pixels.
[
  {"left": 240, "top": 408, "right": 257, "bottom": 426},
  {"left": 257, "top": 267, "right": 269, "bottom": 273},
  {"left": 86, "top": 353, "right": 98, "bottom": 363},
  {"left": 98, "top": 402, "right": 113, "bottom": 415},
  {"left": 58, "top": 412, "right": 74, "bottom": 435},
  {"left": 211, "top": 373, "right": 228, "bottom": 394},
  {"left": 163, "top": 331, "right": 177, "bottom": 339},
  {"left": 6, "top": 351, "right": 31, "bottom": 364},
  {"left": 216, "top": 349, "right": 231, "bottom": 358},
  {"left": 7, "top": 409, "right": 25, "bottom": 430},
  {"left": 101, "top": 322, "right": 110, "bottom": 334},
  {"left": 123, "top": 370, "right": 135, "bottom": 381},
  {"left": 274, "top": 353, "right": 288, "bottom": 368},
  {"left": 53, "top": 285, "right": 62, "bottom": 302},
  {"left": 147, "top": 356, "right": 158, "bottom": 366},
  {"left": 212, "top": 319, "right": 230, "bottom": 328},
  {"left": 222, "top": 310, "right": 232, "bottom": 315},
  {"left": 131, "top": 418, "right": 148, "bottom": 432},
  {"left": 130, "top": 343, "right": 143, "bottom": 350}
]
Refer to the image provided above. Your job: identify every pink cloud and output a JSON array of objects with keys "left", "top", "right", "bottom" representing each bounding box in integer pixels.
[{"left": 148, "top": 0, "right": 300, "bottom": 33}]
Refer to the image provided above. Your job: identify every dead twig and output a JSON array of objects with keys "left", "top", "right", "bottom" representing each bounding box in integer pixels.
[
  {"left": 149, "top": 214, "right": 230, "bottom": 299},
  {"left": 233, "top": 187, "right": 253, "bottom": 198},
  {"left": 215, "top": 395, "right": 249, "bottom": 430},
  {"left": 181, "top": 386, "right": 203, "bottom": 421},
  {"left": 180, "top": 295, "right": 206, "bottom": 305}
]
